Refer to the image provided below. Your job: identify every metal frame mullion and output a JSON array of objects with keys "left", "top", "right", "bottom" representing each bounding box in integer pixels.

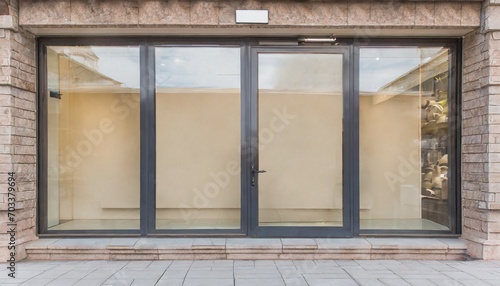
[
  {"left": 140, "top": 44, "right": 156, "bottom": 236},
  {"left": 351, "top": 45, "right": 361, "bottom": 236},
  {"left": 449, "top": 41, "right": 462, "bottom": 235},
  {"left": 37, "top": 42, "right": 48, "bottom": 234},
  {"left": 249, "top": 45, "right": 259, "bottom": 237},
  {"left": 241, "top": 42, "right": 252, "bottom": 235},
  {"left": 342, "top": 46, "right": 353, "bottom": 236}
]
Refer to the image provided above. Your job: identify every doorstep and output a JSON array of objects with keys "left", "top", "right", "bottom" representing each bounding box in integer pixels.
[{"left": 25, "top": 237, "right": 467, "bottom": 260}]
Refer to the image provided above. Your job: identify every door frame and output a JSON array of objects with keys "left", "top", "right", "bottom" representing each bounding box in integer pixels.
[{"left": 247, "top": 45, "right": 355, "bottom": 238}]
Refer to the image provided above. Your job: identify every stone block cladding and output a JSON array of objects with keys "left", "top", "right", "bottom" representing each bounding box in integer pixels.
[
  {"left": 19, "top": 0, "right": 481, "bottom": 29},
  {"left": 462, "top": 0, "right": 500, "bottom": 259},
  {"left": 0, "top": 0, "right": 37, "bottom": 261}
]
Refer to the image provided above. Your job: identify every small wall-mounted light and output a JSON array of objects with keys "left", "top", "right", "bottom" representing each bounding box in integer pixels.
[{"left": 298, "top": 35, "right": 337, "bottom": 44}]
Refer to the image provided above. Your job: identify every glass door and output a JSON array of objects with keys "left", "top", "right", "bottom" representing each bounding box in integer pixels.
[{"left": 250, "top": 47, "right": 352, "bottom": 237}]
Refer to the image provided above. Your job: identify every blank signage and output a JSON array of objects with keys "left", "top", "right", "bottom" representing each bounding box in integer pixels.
[{"left": 236, "top": 10, "right": 269, "bottom": 24}]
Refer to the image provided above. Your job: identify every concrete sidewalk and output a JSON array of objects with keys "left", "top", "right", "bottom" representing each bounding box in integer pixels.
[{"left": 0, "top": 259, "right": 499, "bottom": 286}]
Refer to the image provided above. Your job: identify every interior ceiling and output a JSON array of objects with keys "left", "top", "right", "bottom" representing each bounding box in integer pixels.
[{"left": 27, "top": 26, "right": 474, "bottom": 37}]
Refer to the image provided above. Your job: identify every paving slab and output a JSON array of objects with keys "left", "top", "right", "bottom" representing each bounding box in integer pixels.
[
  {"left": 102, "top": 278, "right": 134, "bottom": 285},
  {"left": 459, "top": 280, "right": 492, "bottom": 286},
  {"left": 184, "top": 279, "right": 234, "bottom": 286},
  {"left": 235, "top": 278, "right": 285, "bottom": 286},
  {"left": 484, "top": 279, "right": 500, "bottom": 286},
  {"left": 18, "top": 278, "right": 54, "bottom": 286},
  {"left": 379, "top": 278, "right": 412, "bottom": 286},
  {"left": 73, "top": 278, "right": 108, "bottom": 286},
  {"left": 0, "top": 259, "right": 498, "bottom": 286},
  {"left": 403, "top": 279, "right": 436, "bottom": 286},
  {"left": 155, "top": 279, "right": 183, "bottom": 286},
  {"left": 355, "top": 278, "right": 386, "bottom": 286},
  {"left": 306, "top": 278, "right": 358, "bottom": 286},
  {"left": 130, "top": 279, "right": 160, "bottom": 286},
  {"left": 45, "top": 278, "right": 80, "bottom": 286},
  {"left": 185, "top": 270, "right": 233, "bottom": 279}
]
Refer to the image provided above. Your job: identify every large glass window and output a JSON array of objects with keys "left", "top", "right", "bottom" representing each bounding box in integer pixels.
[
  {"left": 46, "top": 46, "right": 140, "bottom": 230},
  {"left": 359, "top": 47, "right": 452, "bottom": 230},
  {"left": 41, "top": 40, "right": 458, "bottom": 236},
  {"left": 155, "top": 47, "right": 241, "bottom": 230}
]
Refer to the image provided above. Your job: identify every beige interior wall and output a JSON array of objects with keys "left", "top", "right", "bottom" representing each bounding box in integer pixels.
[
  {"left": 258, "top": 92, "right": 343, "bottom": 210},
  {"left": 360, "top": 94, "right": 421, "bottom": 220},
  {"left": 45, "top": 45, "right": 437, "bottom": 226},
  {"left": 156, "top": 90, "right": 241, "bottom": 220},
  {"left": 52, "top": 88, "right": 421, "bottom": 221},
  {"left": 56, "top": 90, "right": 141, "bottom": 220}
]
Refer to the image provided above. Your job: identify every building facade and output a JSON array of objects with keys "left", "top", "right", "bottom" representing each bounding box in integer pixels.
[{"left": 0, "top": 0, "right": 500, "bottom": 260}]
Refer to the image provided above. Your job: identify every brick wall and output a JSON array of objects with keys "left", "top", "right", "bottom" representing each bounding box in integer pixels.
[
  {"left": 462, "top": 0, "right": 500, "bottom": 259},
  {"left": 0, "top": 0, "right": 37, "bottom": 261}
]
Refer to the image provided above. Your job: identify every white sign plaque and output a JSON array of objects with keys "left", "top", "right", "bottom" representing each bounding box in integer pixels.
[{"left": 236, "top": 10, "right": 269, "bottom": 24}]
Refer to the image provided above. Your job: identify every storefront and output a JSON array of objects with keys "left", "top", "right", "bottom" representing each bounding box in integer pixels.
[
  {"left": 1, "top": 0, "right": 499, "bottom": 259},
  {"left": 38, "top": 38, "right": 460, "bottom": 239}
]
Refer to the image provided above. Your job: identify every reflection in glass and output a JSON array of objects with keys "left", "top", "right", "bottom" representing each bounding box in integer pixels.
[
  {"left": 359, "top": 47, "right": 451, "bottom": 230},
  {"left": 258, "top": 53, "right": 343, "bottom": 227},
  {"left": 47, "top": 46, "right": 140, "bottom": 230},
  {"left": 155, "top": 47, "right": 241, "bottom": 229}
]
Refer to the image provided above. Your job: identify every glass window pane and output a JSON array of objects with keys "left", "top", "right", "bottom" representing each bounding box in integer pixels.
[
  {"left": 258, "top": 53, "right": 344, "bottom": 227},
  {"left": 47, "top": 46, "right": 140, "bottom": 230},
  {"left": 155, "top": 47, "right": 241, "bottom": 229},
  {"left": 359, "top": 47, "right": 451, "bottom": 230}
]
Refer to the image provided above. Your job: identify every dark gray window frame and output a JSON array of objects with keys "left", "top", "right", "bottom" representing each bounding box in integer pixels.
[
  {"left": 37, "top": 37, "right": 461, "bottom": 237},
  {"left": 355, "top": 38, "right": 462, "bottom": 236}
]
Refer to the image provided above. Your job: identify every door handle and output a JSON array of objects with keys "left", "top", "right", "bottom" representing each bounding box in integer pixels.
[{"left": 251, "top": 164, "right": 266, "bottom": 186}]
